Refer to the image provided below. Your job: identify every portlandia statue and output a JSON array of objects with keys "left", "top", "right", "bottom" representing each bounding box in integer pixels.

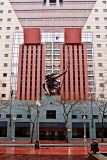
[{"left": 43, "top": 64, "right": 69, "bottom": 95}]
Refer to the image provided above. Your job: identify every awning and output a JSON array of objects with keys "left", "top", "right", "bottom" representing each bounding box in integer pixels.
[
  {"left": 96, "top": 122, "right": 107, "bottom": 128},
  {"left": 15, "top": 122, "right": 30, "bottom": 127},
  {"left": 40, "top": 122, "right": 65, "bottom": 128},
  {"left": 0, "top": 121, "right": 7, "bottom": 127},
  {"left": 72, "top": 122, "right": 89, "bottom": 128}
]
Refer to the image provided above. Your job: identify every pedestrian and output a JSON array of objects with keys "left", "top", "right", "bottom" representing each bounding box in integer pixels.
[{"left": 90, "top": 139, "right": 99, "bottom": 154}]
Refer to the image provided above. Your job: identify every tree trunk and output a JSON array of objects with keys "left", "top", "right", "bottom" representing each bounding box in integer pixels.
[
  {"left": 30, "top": 123, "right": 35, "bottom": 143},
  {"left": 101, "top": 127, "right": 104, "bottom": 142}
]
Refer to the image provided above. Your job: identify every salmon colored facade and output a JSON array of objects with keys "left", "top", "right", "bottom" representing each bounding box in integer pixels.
[
  {"left": 60, "top": 28, "right": 88, "bottom": 100},
  {"left": 17, "top": 28, "right": 45, "bottom": 100},
  {"left": 24, "top": 28, "right": 41, "bottom": 45}
]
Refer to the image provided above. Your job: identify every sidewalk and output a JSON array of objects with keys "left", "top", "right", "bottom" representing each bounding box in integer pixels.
[{"left": 0, "top": 139, "right": 107, "bottom": 147}]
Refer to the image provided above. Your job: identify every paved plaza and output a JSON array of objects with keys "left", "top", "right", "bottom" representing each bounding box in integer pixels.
[{"left": 0, "top": 146, "right": 107, "bottom": 160}]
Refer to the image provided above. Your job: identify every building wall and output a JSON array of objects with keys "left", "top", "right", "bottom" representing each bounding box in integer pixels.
[
  {"left": 0, "top": 0, "right": 23, "bottom": 100},
  {"left": 83, "top": 0, "right": 107, "bottom": 99}
]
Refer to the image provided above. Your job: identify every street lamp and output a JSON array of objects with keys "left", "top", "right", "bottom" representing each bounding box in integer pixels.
[
  {"left": 35, "top": 100, "right": 41, "bottom": 148},
  {"left": 83, "top": 109, "right": 86, "bottom": 142},
  {"left": 12, "top": 115, "right": 16, "bottom": 142}
]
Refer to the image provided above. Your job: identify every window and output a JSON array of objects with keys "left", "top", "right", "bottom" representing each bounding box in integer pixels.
[
  {"left": 72, "top": 115, "right": 77, "bottom": 119},
  {"left": 50, "top": 0, "right": 56, "bottom": 3},
  {"left": 0, "top": 19, "right": 2, "bottom": 22},
  {"left": 87, "top": 26, "right": 91, "bottom": 29},
  {"left": 95, "top": 17, "right": 99, "bottom": 21},
  {"left": 93, "top": 115, "right": 98, "bottom": 119},
  {"left": 6, "top": 114, "right": 11, "bottom": 118},
  {"left": 6, "top": 35, "right": 10, "bottom": 39},
  {"left": 7, "top": 27, "right": 11, "bottom": 30},
  {"left": 27, "top": 115, "right": 31, "bottom": 118},
  {"left": 104, "top": 18, "right": 107, "bottom": 21},
  {"left": 44, "top": 0, "right": 46, "bottom": 4},
  {"left": 99, "top": 73, "right": 103, "bottom": 77},
  {"left": 98, "top": 63, "right": 102, "bottom": 67},
  {"left": 17, "top": 114, "right": 22, "bottom": 118},
  {"left": 96, "top": 35, "right": 100, "bottom": 38},
  {"left": 46, "top": 110, "right": 56, "bottom": 119},
  {"left": 0, "top": 2, "right": 4, "bottom": 5},
  {"left": 2, "top": 83, "right": 6, "bottom": 87},
  {"left": 98, "top": 53, "right": 102, "bottom": 57},
  {"left": 59, "top": 0, "right": 63, "bottom": 4},
  {"left": 0, "top": 27, "right": 2, "bottom": 30},
  {"left": 104, "top": 115, "right": 107, "bottom": 118},
  {"left": 96, "top": 26, "right": 100, "bottom": 29},
  {"left": 4, "top": 63, "right": 8, "bottom": 67},
  {"left": 97, "top": 44, "right": 101, "bottom": 47},
  {"left": 100, "top": 94, "right": 104, "bottom": 98},
  {"left": 100, "top": 83, "right": 104, "bottom": 87},
  {"left": 2, "top": 94, "right": 6, "bottom": 98},
  {"left": 105, "top": 26, "right": 107, "bottom": 29},
  {"left": 5, "top": 44, "right": 9, "bottom": 48},
  {"left": 3, "top": 73, "right": 7, "bottom": 77},
  {"left": 103, "top": 1, "right": 106, "bottom": 4},
  {"left": 4, "top": 54, "right": 8, "bottom": 57},
  {"left": 95, "top": 9, "right": 98, "bottom": 12},
  {"left": 105, "top": 35, "right": 107, "bottom": 39},
  {"left": 8, "top": 10, "right": 12, "bottom": 13},
  {"left": 0, "top": 10, "right": 3, "bottom": 13},
  {"left": 15, "top": 27, "right": 19, "bottom": 30},
  {"left": 7, "top": 18, "right": 11, "bottom": 21},
  {"left": 103, "top": 9, "right": 107, "bottom": 12}
]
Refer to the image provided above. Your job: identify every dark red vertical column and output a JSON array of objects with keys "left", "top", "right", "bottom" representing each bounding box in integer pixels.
[
  {"left": 60, "top": 45, "right": 64, "bottom": 99},
  {"left": 27, "top": 46, "right": 31, "bottom": 100},
  {"left": 32, "top": 45, "right": 36, "bottom": 100},
  {"left": 17, "top": 45, "right": 22, "bottom": 100},
  {"left": 37, "top": 45, "right": 41, "bottom": 100},
  {"left": 74, "top": 45, "right": 79, "bottom": 100},
  {"left": 22, "top": 45, "right": 27, "bottom": 100},
  {"left": 65, "top": 45, "right": 69, "bottom": 100},
  {"left": 79, "top": 45, "right": 84, "bottom": 100},
  {"left": 42, "top": 45, "right": 45, "bottom": 96},
  {"left": 83, "top": 44, "right": 88, "bottom": 100},
  {"left": 69, "top": 45, "right": 74, "bottom": 100}
]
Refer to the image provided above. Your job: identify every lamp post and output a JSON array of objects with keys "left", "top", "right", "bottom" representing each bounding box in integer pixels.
[
  {"left": 12, "top": 115, "right": 16, "bottom": 142},
  {"left": 83, "top": 109, "right": 86, "bottom": 141},
  {"left": 35, "top": 100, "right": 41, "bottom": 148},
  {"left": 90, "top": 88, "right": 94, "bottom": 139}
]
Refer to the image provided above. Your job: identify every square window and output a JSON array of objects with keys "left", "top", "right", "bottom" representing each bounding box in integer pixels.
[
  {"left": 5, "top": 44, "right": 9, "bottom": 48},
  {"left": 0, "top": 19, "right": 2, "bottom": 22},
  {"left": 93, "top": 115, "right": 98, "bottom": 119},
  {"left": 0, "top": 2, "right": 4, "bottom": 5},
  {"left": 3, "top": 73, "right": 7, "bottom": 77},
  {"left": 97, "top": 44, "right": 101, "bottom": 47},
  {"left": 2, "top": 83, "right": 6, "bottom": 87},
  {"left": 4, "top": 54, "right": 8, "bottom": 57},
  {"left": 2, "top": 94, "right": 6, "bottom": 98},
  {"left": 105, "top": 26, "right": 107, "bottom": 29},
  {"left": 27, "top": 115, "right": 31, "bottom": 118},
  {"left": 103, "top": 1, "right": 106, "bottom": 4},
  {"left": 15, "top": 27, "right": 19, "bottom": 30},
  {"left": 0, "top": 10, "right": 3, "bottom": 13},
  {"left": 96, "top": 26, "right": 100, "bottom": 29},
  {"left": 7, "top": 18, "right": 11, "bottom": 21},
  {"left": 96, "top": 35, "right": 100, "bottom": 38},
  {"left": 95, "top": 17, "right": 99, "bottom": 21},
  {"left": 7, "top": 27, "right": 11, "bottom": 30},
  {"left": 4, "top": 63, "right": 8, "bottom": 67},
  {"left": 17, "top": 114, "right": 22, "bottom": 118},
  {"left": 100, "top": 94, "right": 104, "bottom": 98},
  {"left": 6, "top": 114, "right": 11, "bottom": 118},
  {"left": 100, "top": 83, "right": 104, "bottom": 87},
  {"left": 50, "top": 0, "right": 56, "bottom": 3},
  {"left": 0, "top": 27, "right": 2, "bottom": 30},
  {"left": 82, "top": 115, "right": 87, "bottom": 119},
  {"left": 72, "top": 115, "right": 77, "bottom": 119},
  {"left": 8, "top": 10, "right": 12, "bottom": 13},
  {"left": 98, "top": 53, "right": 102, "bottom": 57},
  {"left": 6, "top": 35, "right": 10, "bottom": 39},
  {"left": 87, "top": 26, "right": 91, "bottom": 29},
  {"left": 98, "top": 63, "right": 102, "bottom": 67},
  {"left": 46, "top": 110, "right": 56, "bottom": 119},
  {"left": 99, "top": 73, "right": 103, "bottom": 77},
  {"left": 95, "top": 9, "right": 98, "bottom": 12}
]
